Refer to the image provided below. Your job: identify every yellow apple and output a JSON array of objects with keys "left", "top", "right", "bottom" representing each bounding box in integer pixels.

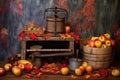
[
  {"left": 101, "top": 44, "right": 107, "bottom": 48},
  {"left": 105, "top": 40, "right": 112, "bottom": 47},
  {"left": 12, "top": 66, "right": 22, "bottom": 76},
  {"left": 91, "top": 36, "right": 98, "bottom": 40},
  {"left": 82, "top": 61, "right": 88, "bottom": 68},
  {"left": 85, "top": 65, "right": 93, "bottom": 73},
  {"left": 61, "top": 67, "right": 69, "bottom": 75},
  {"left": 104, "top": 33, "right": 111, "bottom": 40},
  {"left": 94, "top": 39, "right": 102, "bottom": 48},
  {"left": 98, "top": 35, "right": 106, "bottom": 43},
  {"left": 4, "top": 63, "right": 12, "bottom": 71},
  {"left": 112, "top": 69, "right": 120, "bottom": 77}
]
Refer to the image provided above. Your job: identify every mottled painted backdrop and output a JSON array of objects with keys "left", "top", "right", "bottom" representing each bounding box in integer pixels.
[{"left": 0, "top": 0, "right": 120, "bottom": 61}]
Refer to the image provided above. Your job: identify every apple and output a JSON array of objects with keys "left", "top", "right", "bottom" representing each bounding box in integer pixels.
[
  {"left": 101, "top": 44, "right": 107, "bottom": 48},
  {"left": 75, "top": 68, "right": 83, "bottom": 76},
  {"left": 24, "top": 63, "right": 33, "bottom": 71},
  {"left": 88, "top": 40, "right": 95, "bottom": 47},
  {"left": 82, "top": 61, "right": 88, "bottom": 68},
  {"left": 79, "top": 66, "right": 85, "bottom": 72},
  {"left": 17, "top": 63, "right": 25, "bottom": 71},
  {"left": 112, "top": 69, "right": 120, "bottom": 77},
  {"left": 91, "top": 36, "right": 98, "bottom": 40},
  {"left": 61, "top": 67, "right": 69, "bottom": 75},
  {"left": 99, "top": 35, "right": 106, "bottom": 43},
  {"left": 105, "top": 40, "right": 111, "bottom": 47},
  {"left": 85, "top": 65, "right": 93, "bottom": 73},
  {"left": 111, "top": 40, "right": 115, "bottom": 47},
  {"left": 65, "top": 26, "right": 70, "bottom": 33},
  {"left": 4, "top": 63, "right": 12, "bottom": 71},
  {"left": 12, "top": 66, "right": 22, "bottom": 76},
  {"left": 0, "top": 67, "right": 5, "bottom": 76},
  {"left": 104, "top": 33, "right": 111, "bottom": 40},
  {"left": 94, "top": 39, "right": 102, "bottom": 48}
]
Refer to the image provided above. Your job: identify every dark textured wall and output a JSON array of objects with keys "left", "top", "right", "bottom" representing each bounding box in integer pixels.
[{"left": 0, "top": 0, "right": 120, "bottom": 61}]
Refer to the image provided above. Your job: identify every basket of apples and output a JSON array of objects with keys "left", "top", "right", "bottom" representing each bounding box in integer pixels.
[{"left": 82, "top": 33, "right": 115, "bottom": 70}]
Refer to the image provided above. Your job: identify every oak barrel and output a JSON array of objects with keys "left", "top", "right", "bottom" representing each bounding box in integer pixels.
[{"left": 83, "top": 46, "right": 112, "bottom": 70}]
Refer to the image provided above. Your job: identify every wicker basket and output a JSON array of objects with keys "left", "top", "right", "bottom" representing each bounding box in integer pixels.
[{"left": 83, "top": 46, "right": 112, "bottom": 70}]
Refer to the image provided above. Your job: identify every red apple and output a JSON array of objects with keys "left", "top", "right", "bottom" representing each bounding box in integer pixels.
[
  {"left": 104, "top": 33, "right": 111, "bottom": 40},
  {"left": 99, "top": 35, "right": 106, "bottom": 43},
  {"left": 112, "top": 69, "right": 120, "bottom": 77},
  {"left": 12, "top": 66, "right": 22, "bottom": 76},
  {"left": 79, "top": 66, "right": 85, "bottom": 72},
  {"left": 105, "top": 40, "right": 112, "bottom": 47},
  {"left": 111, "top": 40, "right": 115, "bottom": 47},
  {"left": 24, "top": 63, "right": 33, "bottom": 71},
  {"left": 4, "top": 63, "right": 12, "bottom": 71},
  {"left": 0, "top": 67, "right": 5, "bottom": 76},
  {"left": 17, "top": 63, "right": 25, "bottom": 71},
  {"left": 94, "top": 39, "right": 102, "bottom": 48},
  {"left": 88, "top": 40, "right": 95, "bottom": 47},
  {"left": 75, "top": 68, "right": 83, "bottom": 76}
]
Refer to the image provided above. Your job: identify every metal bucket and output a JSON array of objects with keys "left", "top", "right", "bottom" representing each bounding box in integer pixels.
[
  {"left": 69, "top": 58, "right": 82, "bottom": 71},
  {"left": 46, "top": 16, "right": 65, "bottom": 36}
]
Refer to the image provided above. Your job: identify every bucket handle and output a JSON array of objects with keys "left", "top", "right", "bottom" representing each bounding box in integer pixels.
[{"left": 44, "top": 7, "right": 68, "bottom": 20}]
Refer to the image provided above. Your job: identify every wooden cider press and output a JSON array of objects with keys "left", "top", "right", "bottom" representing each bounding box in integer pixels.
[{"left": 44, "top": 7, "right": 68, "bottom": 36}]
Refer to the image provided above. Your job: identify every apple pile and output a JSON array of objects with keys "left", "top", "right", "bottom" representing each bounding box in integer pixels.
[
  {"left": 74, "top": 61, "right": 94, "bottom": 76},
  {"left": 86, "top": 33, "right": 115, "bottom": 48}
]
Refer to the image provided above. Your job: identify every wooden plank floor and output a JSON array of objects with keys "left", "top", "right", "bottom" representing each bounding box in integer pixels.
[
  {"left": 0, "top": 72, "right": 120, "bottom": 80},
  {"left": 0, "top": 61, "right": 120, "bottom": 80}
]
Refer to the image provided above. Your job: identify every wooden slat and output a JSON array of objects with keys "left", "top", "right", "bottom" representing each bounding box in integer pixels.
[
  {"left": 26, "top": 49, "right": 72, "bottom": 52},
  {"left": 29, "top": 52, "right": 72, "bottom": 57}
]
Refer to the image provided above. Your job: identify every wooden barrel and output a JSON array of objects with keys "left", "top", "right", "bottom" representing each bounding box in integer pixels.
[
  {"left": 46, "top": 16, "right": 65, "bottom": 36},
  {"left": 83, "top": 46, "right": 112, "bottom": 70}
]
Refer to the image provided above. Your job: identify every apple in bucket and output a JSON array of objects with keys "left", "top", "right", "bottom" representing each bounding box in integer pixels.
[
  {"left": 99, "top": 35, "right": 106, "bottom": 43},
  {"left": 104, "top": 33, "right": 111, "bottom": 40},
  {"left": 94, "top": 39, "right": 102, "bottom": 48},
  {"left": 105, "top": 40, "right": 111, "bottom": 47},
  {"left": 88, "top": 40, "right": 95, "bottom": 47}
]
